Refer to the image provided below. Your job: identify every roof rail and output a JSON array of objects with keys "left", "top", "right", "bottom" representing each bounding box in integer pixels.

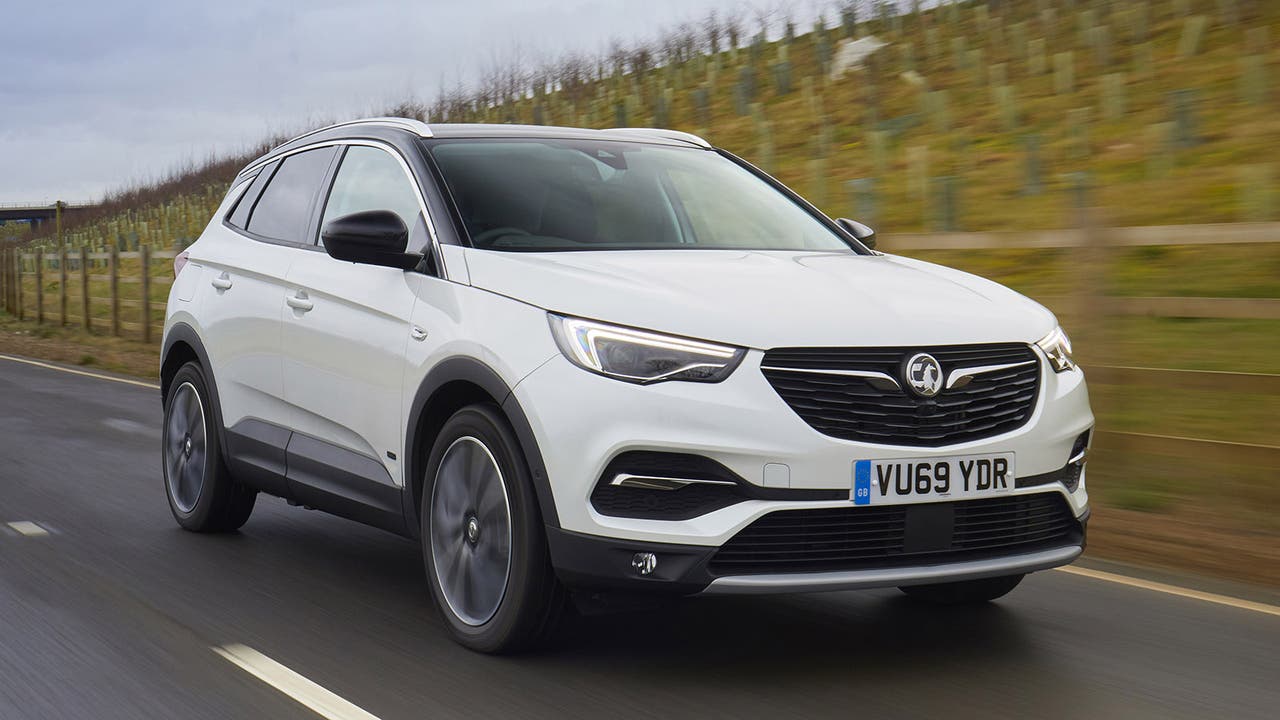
[
  {"left": 281, "top": 116, "right": 433, "bottom": 147},
  {"left": 601, "top": 128, "right": 711, "bottom": 148}
]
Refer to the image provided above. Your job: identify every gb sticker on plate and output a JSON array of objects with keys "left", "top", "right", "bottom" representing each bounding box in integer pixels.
[{"left": 853, "top": 460, "right": 872, "bottom": 506}]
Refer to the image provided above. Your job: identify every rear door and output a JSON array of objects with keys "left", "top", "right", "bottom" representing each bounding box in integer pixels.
[
  {"left": 200, "top": 146, "right": 336, "bottom": 493},
  {"left": 280, "top": 143, "right": 433, "bottom": 528}
]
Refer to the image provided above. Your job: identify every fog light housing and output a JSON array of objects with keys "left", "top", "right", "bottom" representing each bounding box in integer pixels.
[
  {"left": 632, "top": 552, "right": 658, "bottom": 576},
  {"left": 1064, "top": 430, "right": 1090, "bottom": 492}
]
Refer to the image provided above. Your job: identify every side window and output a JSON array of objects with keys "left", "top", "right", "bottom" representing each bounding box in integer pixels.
[
  {"left": 245, "top": 147, "right": 336, "bottom": 242},
  {"left": 321, "top": 146, "right": 427, "bottom": 252},
  {"left": 225, "top": 162, "right": 276, "bottom": 230}
]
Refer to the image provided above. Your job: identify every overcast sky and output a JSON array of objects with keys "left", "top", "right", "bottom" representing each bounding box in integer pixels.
[{"left": 0, "top": 0, "right": 828, "bottom": 205}]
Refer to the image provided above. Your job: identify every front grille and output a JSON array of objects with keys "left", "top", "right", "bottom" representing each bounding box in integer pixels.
[
  {"left": 710, "top": 493, "right": 1081, "bottom": 575},
  {"left": 762, "top": 343, "right": 1040, "bottom": 447}
]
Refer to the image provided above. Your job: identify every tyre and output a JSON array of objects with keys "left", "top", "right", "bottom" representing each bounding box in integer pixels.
[
  {"left": 421, "top": 404, "right": 565, "bottom": 653},
  {"left": 899, "top": 573, "right": 1025, "bottom": 605},
  {"left": 162, "top": 361, "right": 256, "bottom": 532}
]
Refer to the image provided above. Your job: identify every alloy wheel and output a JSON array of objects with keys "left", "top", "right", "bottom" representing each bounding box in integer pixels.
[
  {"left": 164, "top": 381, "right": 207, "bottom": 514},
  {"left": 429, "top": 436, "right": 513, "bottom": 626}
]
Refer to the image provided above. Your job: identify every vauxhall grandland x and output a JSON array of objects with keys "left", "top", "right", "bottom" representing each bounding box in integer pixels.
[{"left": 160, "top": 118, "right": 1092, "bottom": 652}]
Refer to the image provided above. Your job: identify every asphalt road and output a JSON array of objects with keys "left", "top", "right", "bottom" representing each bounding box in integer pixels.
[{"left": 1, "top": 354, "right": 1277, "bottom": 720}]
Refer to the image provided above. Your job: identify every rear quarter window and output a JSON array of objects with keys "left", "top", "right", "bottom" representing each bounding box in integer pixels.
[
  {"left": 225, "top": 163, "right": 276, "bottom": 230},
  {"left": 243, "top": 147, "right": 336, "bottom": 243}
]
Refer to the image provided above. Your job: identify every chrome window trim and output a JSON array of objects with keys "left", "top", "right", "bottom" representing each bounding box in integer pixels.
[{"left": 226, "top": 138, "right": 452, "bottom": 281}]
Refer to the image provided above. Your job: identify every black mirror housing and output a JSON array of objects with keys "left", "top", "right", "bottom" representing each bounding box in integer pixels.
[
  {"left": 837, "top": 218, "right": 877, "bottom": 250},
  {"left": 321, "top": 210, "right": 421, "bottom": 270}
]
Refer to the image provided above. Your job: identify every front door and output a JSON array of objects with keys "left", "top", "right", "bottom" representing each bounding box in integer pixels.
[{"left": 280, "top": 144, "right": 433, "bottom": 527}]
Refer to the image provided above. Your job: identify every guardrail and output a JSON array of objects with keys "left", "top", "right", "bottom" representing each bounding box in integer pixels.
[
  {"left": 1, "top": 222, "right": 1277, "bottom": 469},
  {"left": 0, "top": 202, "right": 89, "bottom": 210}
]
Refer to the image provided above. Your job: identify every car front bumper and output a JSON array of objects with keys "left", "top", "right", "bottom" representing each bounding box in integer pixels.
[
  {"left": 546, "top": 510, "right": 1088, "bottom": 595},
  {"left": 516, "top": 349, "right": 1093, "bottom": 547}
]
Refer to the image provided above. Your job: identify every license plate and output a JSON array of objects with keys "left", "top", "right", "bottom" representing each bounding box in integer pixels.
[{"left": 852, "top": 452, "right": 1015, "bottom": 506}]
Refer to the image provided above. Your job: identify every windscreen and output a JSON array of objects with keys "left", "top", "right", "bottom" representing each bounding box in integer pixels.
[{"left": 427, "top": 138, "right": 856, "bottom": 253}]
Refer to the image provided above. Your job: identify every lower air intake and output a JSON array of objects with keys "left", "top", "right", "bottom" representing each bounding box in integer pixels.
[{"left": 710, "top": 493, "right": 1082, "bottom": 575}]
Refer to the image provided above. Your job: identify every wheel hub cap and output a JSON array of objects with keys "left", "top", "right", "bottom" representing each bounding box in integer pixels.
[
  {"left": 164, "top": 382, "right": 207, "bottom": 514},
  {"left": 429, "top": 436, "right": 512, "bottom": 627}
]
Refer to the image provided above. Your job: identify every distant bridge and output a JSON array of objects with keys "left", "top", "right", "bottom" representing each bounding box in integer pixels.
[{"left": 0, "top": 202, "right": 90, "bottom": 231}]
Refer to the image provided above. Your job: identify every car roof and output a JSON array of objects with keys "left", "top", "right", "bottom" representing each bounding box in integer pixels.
[
  {"left": 238, "top": 118, "right": 712, "bottom": 180},
  {"left": 426, "top": 123, "right": 711, "bottom": 149}
]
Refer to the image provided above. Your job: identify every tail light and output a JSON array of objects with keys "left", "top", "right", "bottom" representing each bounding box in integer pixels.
[{"left": 173, "top": 250, "right": 190, "bottom": 278}]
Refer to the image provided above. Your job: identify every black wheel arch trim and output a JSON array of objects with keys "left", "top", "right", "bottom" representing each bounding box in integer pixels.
[
  {"left": 161, "top": 323, "right": 231, "bottom": 464},
  {"left": 404, "top": 356, "right": 559, "bottom": 534}
]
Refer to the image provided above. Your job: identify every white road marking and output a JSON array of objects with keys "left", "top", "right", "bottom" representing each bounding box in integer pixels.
[
  {"left": 213, "top": 644, "right": 382, "bottom": 720},
  {"left": 1056, "top": 566, "right": 1280, "bottom": 618},
  {"left": 0, "top": 353, "right": 159, "bottom": 389},
  {"left": 7, "top": 521, "right": 50, "bottom": 537}
]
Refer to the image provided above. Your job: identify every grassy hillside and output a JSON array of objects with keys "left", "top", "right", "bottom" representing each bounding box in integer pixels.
[{"left": 7, "top": 0, "right": 1278, "bottom": 253}]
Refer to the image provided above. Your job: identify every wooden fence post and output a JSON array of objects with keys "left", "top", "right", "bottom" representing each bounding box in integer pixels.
[
  {"left": 2, "top": 248, "right": 9, "bottom": 314},
  {"left": 15, "top": 252, "right": 23, "bottom": 321},
  {"left": 1073, "top": 206, "right": 1125, "bottom": 464},
  {"left": 59, "top": 245, "right": 67, "bottom": 326},
  {"left": 9, "top": 248, "right": 17, "bottom": 315},
  {"left": 35, "top": 251, "right": 43, "bottom": 325},
  {"left": 11, "top": 249, "right": 17, "bottom": 316},
  {"left": 80, "top": 246, "right": 90, "bottom": 331},
  {"left": 110, "top": 245, "right": 120, "bottom": 337},
  {"left": 5, "top": 249, "right": 11, "bottom": 314},
  {"left": 1, "top": 248, "right": 9, "bottom": 314},
  {"left": 140, "top": 244, "right": 151, "bottom": 343}
]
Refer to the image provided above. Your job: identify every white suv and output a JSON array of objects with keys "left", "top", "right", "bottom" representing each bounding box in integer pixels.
[{"left": 162, "top": 118, "right": 1093, "bottom": 652}]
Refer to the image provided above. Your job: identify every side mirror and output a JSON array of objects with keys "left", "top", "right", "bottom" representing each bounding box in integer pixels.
[
  {"left": 837, "top": 218, "right": 877, "bottom": 250},
  {"left": 321, "top": 210, "right": 421, "bottom": 270}
]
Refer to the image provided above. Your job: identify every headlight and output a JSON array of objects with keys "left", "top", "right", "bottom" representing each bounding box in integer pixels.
[
  {"left": 1036, "top": 325, "right": 1075, "bottom": 372},
  {"left": 548, "top": 314, "right": 745, "bottom": 384}
]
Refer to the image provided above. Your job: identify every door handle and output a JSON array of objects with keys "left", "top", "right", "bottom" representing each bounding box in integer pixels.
[
  {"left": 211, "top": 273, "right": 232, "bottom": 290},
  {"left": 410, "top": 326, "right": 428, "bottom": 341},
  {"left": 286, "top": 291, "right": 314, "bottom": 312}
]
